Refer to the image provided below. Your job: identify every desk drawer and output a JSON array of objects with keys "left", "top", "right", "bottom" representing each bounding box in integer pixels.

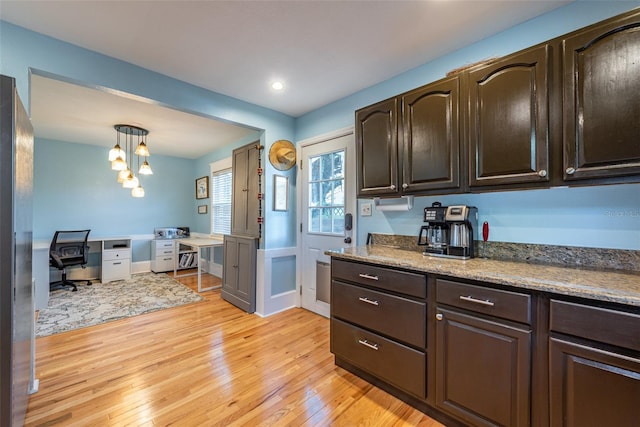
[
  {"left": 102, "top": 259, "right": 130, "bottom": 283},
  {"left": 155, "top": 246, "right": 175, "bottom": 256},
  {"left": 332, "top": 281, "right": 426, "bottom": 348},
  {"left": 154, "top": 240, "right": 175, "bottom": 249},
  {"left": 103, "top": 249, "right": 131, "bottom": 261},
  {"left": 152, "top": 256, "right": 175, "bottom": 273},
  {"left": 332, "top": 259, "right": 426, "bottom": 298},
  {"left": 436, "top": 279, "right": 531, "bottom": 324},
  {"left": 331, "top": 318, "right": 426, "bottom": 398}
]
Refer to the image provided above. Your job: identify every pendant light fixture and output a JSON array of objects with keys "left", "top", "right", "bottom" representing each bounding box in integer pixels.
[{"left": 109, "top": 125, "right": 153, "bottom": 197}]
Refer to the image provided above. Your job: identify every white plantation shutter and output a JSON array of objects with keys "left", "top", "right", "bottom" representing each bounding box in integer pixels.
[{"left": 211, "top": 168, "right": 232, "bottom": 235}]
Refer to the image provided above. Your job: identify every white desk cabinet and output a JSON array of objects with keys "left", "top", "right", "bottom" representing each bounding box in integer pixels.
[
  {"left": 151, "top": 240, "right": 175, "bottom": 273},
  {"left": 101, "top": 239, "right": 131, "bottom": 283}
]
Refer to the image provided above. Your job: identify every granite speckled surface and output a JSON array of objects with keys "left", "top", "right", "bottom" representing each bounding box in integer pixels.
[
  {"left": 368, "top": 233, "right": 640, "bottom": 272},
  {"left": 327, "top": 245, "right": 640, "bottom": 307}
]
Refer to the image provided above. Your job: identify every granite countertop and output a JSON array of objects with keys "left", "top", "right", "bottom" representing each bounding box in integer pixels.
[{"left": 326, "top": 245, "right": 640, "bottom": 307}]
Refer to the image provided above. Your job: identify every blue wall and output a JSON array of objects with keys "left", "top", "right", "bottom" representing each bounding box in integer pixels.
[
  {"left": 2, "top": 0, "right": 640, "bottom": 257},
  {"left": 296, "top": 0, "right": 640, "bottom": 251},
  {"left": 0, "top": 21, "right": 298, "bottom": 251}
]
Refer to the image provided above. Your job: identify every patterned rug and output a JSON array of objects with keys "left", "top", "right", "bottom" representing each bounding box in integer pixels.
[{"left": 36, "top": 272, "right": 204, "bottom": 337}]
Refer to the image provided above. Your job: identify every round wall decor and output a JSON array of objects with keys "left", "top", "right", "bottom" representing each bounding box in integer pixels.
[{"left": 268, "top": 139, "right": 296, "bottom": 171}]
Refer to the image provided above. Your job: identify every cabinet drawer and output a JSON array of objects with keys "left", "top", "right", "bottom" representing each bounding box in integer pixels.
[
  {"left": 102, "top": 249, "right": 130, "bottom": 261},
  {"left": 154, "top": 240, "right": 175, "bottom": 249},
  {"left": 436, "top": 279, "right": 531, "bottom": 324},
  {"left": 331, "top": 318, "right": 426, "bottom": 398},
  {"left": 102, "top": 259, "right": 130, "bottom": 282},
  {"left": 550, "top": 300, "right": 640, "bottom": 351},
  {"left": 152, "top": 256, "right": 175, "bottom": 273},
  {"left": 155, "top": 246, "right": 175, "bottom": 256},
  {"left": 332, "top": 281, "right": 426, "bottom": 348},
  {"left": 332, "top": 259, "right": 426, "bottom": 298}
]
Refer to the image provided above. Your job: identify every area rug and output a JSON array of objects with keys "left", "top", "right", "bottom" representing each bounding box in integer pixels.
[{"left": 36, "top": 272, "right": 204, "bottom": 337}]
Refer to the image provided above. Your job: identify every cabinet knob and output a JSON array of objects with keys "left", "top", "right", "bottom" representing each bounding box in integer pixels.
[
  {"left": 402, "top": 183, "right": 408, "bottom": 189},
  {"left": 436, "top": 313, "right": 443, "bottom": 321},
  {"left": 566, "top": 167, "right": 576, "bottom": 175},
  {"left": 537, "top": 169, "right": 547, "bottom": 177},
  {"left": 389, "top": 184, "right": 396, "bottom": 190}
]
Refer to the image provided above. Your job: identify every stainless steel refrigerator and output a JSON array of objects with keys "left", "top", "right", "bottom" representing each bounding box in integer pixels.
[{"left": 1, "top": 74, "right": 35, "bottom": 426}]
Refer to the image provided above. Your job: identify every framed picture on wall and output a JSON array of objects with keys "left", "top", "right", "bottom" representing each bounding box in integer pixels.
[
  {"left": 273, "top": 175, "right": 288, "bottom": 211},
  {"left": 198, "top": 205, "right": 208, "bottom": 214},
  {"left": 196, "top": 176, "right": 209, "bottom": 199}
]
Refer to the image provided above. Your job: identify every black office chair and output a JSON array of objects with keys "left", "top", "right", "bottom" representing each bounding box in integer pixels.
[{"left": 49, "top": 230, "right": 92, "bottom": 292}]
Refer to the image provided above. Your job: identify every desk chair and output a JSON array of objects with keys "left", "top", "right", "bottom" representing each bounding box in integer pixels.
[{"left": 49, "top": 230, "right": 92, "bottom": 292}]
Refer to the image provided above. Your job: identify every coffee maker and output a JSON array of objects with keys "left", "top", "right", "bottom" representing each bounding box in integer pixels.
[{"left": 418, "top": 202, "right": 478, "bottom": 260}]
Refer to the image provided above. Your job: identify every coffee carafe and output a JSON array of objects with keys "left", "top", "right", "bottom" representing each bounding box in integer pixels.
[
  {"left": 417, "top": 202, "right": 449, "bottom": 256},
  {"left": 445, "top": 205, "right": 478, "bottom": 259}
]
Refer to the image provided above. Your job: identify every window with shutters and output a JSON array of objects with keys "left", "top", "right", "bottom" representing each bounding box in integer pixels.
[{"left": 210, "top": 160, "right": 232, "bottom": 237}]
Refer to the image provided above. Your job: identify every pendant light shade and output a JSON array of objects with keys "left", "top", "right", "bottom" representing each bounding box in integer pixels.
[
  {"left": 110, "top": 124, "right": 152, "bottom": 197},
  {"left": 139, "top": 159, "right": 153, "bottom": 175},
  {"left": 122, "top": 172, "right": 139, "bottom": 189},
  {"left": 131, "top": 185, "right": 145, "bottom": 198},
  {"left": 111, "top": 155, "right": 127, "bottom": 171},
  {"left": 108, "top": 144, "right": 126, "bottom": 162},
  {"left": 117, "top": 169, "right": 130, "bottom": 183},
  {"left": 135, "top": 140, "right": 150, "bottom": 157}
]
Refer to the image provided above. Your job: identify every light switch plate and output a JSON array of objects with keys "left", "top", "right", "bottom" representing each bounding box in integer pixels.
[{"left": 360, "top": 202, "right": 372, "bottom": 216}]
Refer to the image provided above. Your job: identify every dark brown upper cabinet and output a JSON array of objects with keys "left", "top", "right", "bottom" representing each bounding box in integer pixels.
[
  {"left": 562, "top": 12, "right": 640, "bottom": 182},
  {"left": 356, "top": 77, "right": 461, "bottom": 198},
  {"left": 467, "top": 44, "right": 551, "bottom": 189},
  {"left": 401, "top": 76, "right": 461, "bottom": 194},
  {"left": 355, "top": 97, "right": 399, "bottom": 197}
]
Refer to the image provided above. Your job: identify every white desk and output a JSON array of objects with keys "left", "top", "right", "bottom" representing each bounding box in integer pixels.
[
  {"left": 173, "top": 237, "right": 224, "bottom": 292},
  {"left": 33, "top": 236, "right": 131, "bottom": 310}
]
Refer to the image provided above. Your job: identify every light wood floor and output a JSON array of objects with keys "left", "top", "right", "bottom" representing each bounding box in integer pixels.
[{"left": 26, "top": 272, "right": 444, "bottom": 426}]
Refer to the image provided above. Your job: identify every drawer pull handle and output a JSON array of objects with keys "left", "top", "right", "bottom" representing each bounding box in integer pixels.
[
  {"left": 113, "top": 262, "right": 122, "bottom": 265},
  {"left": 459, "top": 295, "right": 495, "bottom": 307},
  {"left": 358, "top": 297, "right": 379, "bottom": 306},
  {"left": 358, "top": 339, "right": 379, "bottom": 351},
  {"left": 358, "top": 273, "right": 379, "bottom": 281},
  {"left": 163, "top": 258, "right": 172, "bottom": 261}
]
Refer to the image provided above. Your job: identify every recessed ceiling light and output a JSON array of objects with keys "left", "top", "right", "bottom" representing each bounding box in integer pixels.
[{"left": 271, "top": 81, "right": 284, "bottom": 91}]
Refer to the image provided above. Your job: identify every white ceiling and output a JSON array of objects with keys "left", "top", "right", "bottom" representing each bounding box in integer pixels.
[{"left": 1, "top": 0, "right": 572, "bottom": 158}]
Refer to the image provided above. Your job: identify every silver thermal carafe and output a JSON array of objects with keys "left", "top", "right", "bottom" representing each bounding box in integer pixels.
[{"left": 418, "top": 202, "right": 478, "bottom": 260}]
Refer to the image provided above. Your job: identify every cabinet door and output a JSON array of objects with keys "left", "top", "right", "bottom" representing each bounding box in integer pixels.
[
  {"left": 549, "top": 338, "right": 640, "bottom": 427},
  {"left": 222, "top": 235, "right": 256, "bottom": 313},
  {"left": 401, "top": 76, "right": 461, "bottom": 193},
  {"left": 468, "top": 44, "right": 550, "bottom": 188},
  {"left": 231, "top": 142, "right": 260, "bottom": 237},
  {"left": 231, "top": 147, "right": 249, "bottom": 235},
  {"left": 355, "top": 97, "right": 399, "bottom": 197},
  {"left": 562, "top": 14, "right": 640, "bottom": 181},
  {"left": 222, "top": 235, "right": 238, "bottom": 294},
  {"left": 435, "top": 308, "right": 531, "bottom": 426}
]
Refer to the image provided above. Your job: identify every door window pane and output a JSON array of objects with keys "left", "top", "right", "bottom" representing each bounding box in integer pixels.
[{"left": 307, "top": 150, "right": 345, "bottom": 235}]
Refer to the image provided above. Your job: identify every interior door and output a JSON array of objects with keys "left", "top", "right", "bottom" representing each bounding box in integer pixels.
[{"left": 299, "top": 132, "right": 355, "bottom": 317}]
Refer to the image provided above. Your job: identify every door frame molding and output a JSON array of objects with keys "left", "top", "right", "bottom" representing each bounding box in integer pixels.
[{"left": 295, "top": 126, "right": 355, "bottom": 308}]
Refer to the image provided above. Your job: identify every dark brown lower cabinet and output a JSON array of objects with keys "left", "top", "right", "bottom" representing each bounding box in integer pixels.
[
  {"left": 331, "top": 318, "right": 426, "bottom": 399},
  {"left": 549, "top": 338, "right": 640, "bottom": 427},
  {"left": 435, "top": 308, "right": 531, "bottom": 427}
]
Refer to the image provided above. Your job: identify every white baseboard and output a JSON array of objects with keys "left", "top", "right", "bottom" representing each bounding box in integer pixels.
[{"left": 132, "top": 261, "right": 150, "bottom": 274}]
